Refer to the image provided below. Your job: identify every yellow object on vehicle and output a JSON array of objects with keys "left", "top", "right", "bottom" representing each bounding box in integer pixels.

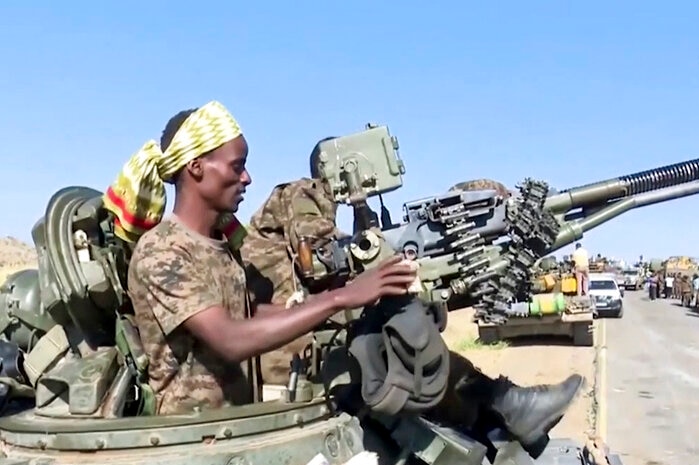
[
  {"left": 541, "top": 274, "right": 557, "bottom": 292},
  {"left": 561, "top": 277, "right": 577, "bottom": 294}
]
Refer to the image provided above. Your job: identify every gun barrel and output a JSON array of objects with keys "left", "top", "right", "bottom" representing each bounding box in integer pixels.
[
  {"left": 550, "top": 180, "right": 699, "bottom": 252},
  {"left": 544, "top": 158, "right": 699, "bottom": 213}
]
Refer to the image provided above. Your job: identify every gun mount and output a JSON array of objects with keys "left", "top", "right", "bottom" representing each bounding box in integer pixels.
[{"left": 295, "top": 125, "right": 699, "bottom": 325}]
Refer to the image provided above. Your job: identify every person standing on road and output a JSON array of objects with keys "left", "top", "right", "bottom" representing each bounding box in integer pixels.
[
  {"left": 680, "top": 275, "right": 692, "bottom": 306},
  {"left": 672, "top": 273, "right": 681, "bottom": 299},
  {"left": 648, "top": 274, "right": 658, "bottom": 300},
  {"left": 664, "top": 273, "right": 674, "bottom": 299},
  {"left": 571, "top": 242, "right": 589, "bottom": 296},
  {"left": 692, "top": 274, "right": 699, "bottom": 307}
]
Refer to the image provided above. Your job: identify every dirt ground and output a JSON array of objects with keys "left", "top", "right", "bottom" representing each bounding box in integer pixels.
[
  {"left": 0, "top": 236, "right": 597, "bottom": 443},
  {"left": 442, "top": 306, "right": 597, "bottom": 443}
]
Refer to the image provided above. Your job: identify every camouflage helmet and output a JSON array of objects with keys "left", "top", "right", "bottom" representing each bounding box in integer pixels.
[
  {"left": 449, "top": 178, "right": 511, "bottom": 198},
  {"left": 310, "top": 136, "right": 337, "bottom": 179}
]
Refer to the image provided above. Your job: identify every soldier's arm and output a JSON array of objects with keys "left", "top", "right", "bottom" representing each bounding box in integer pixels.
[
  {"left": 133, "top": 243, "right": 352, "bottom": 364},
  {"left": 185, "top": 292, "right": 353, "bottom": 363},
  {"left": 184, "top": 271, "right": 415, "bottom": 363}
]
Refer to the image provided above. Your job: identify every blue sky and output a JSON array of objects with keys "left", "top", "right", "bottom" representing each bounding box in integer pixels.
[{"left": 1, "top": 1, "right": 697, "bottom": 264}]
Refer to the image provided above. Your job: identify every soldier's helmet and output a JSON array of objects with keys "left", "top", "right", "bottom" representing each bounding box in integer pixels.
[
  {"left": 310, "top": 136, "right": 337, "bottom": 179},
  {"left": 449, "top": 178, "right": 511, "bottom": 199}
]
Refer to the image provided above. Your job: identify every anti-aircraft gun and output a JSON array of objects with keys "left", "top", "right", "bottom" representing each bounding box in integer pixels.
[
  {"left": 0, "top": 122, "right": 626, "bottom": 465},
  {"left": 292, "top": 124, "right": 699, "bottom": 346}
]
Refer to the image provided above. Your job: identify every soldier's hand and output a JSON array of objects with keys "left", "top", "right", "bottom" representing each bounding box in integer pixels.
[{"left": 334, "top": 255, "right": 417, "bottom": 309}]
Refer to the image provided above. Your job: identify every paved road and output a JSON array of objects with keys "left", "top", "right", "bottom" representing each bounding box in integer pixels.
[{"left": 605, "top": 290, "right": 699, "bottom": 465}]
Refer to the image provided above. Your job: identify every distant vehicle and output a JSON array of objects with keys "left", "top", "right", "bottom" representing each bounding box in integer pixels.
[
  {"left": 589, "top": 272, "right": 624, "bottom": 318},
  {"left": 614, "top": 271, "right": 626, "bottom": 289},
  {"left": 620, "top": 267, "right": 643, "bottom": 290}
]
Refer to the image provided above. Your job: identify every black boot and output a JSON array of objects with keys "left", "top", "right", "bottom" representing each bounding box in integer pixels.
[{"left": 455, "top": 370, "right": 585, "bottom": 458}]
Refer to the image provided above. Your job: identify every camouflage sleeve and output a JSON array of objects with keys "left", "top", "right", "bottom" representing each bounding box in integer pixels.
[
  {"left": 285, "top": 183, "right": 338, "bottom": 252},
  {"left": 131, "top": 243, "right": 221, "bottom": 336}
]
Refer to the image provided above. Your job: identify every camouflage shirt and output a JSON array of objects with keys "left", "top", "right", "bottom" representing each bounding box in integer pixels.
[
  {"left": 240, "top": 178, "right": 341, "bottom": 384},
  {"left": 241, "top": 177, "right": 341, "bottom": 306},
  {"left": 127, "top": 216, "right": 253, "bottom": 415}
]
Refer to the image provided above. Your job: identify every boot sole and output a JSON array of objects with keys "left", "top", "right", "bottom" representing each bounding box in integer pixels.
[
  {"left": 518, "top": 376, "right": 586, "bottom": 457},
  {"left": 520, "top": 415, "right": 563, "bottom": 458}
]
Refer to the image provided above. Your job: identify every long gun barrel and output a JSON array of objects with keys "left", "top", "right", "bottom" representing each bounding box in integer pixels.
[
  {"left": 543, "top": 158, "right": 699, "bottom": 251},
  {"left": 544, "top": 158, "right": 699, "bottom": 212},
  {"left": 551, "top": 180, "right": 699, "bottom": 251}
]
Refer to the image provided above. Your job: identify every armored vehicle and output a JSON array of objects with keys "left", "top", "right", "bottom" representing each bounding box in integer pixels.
[
  {"left": 475, "top": 256, "right": 596, "bottom": 346},
  {"left": 0, "top": 123, "right": 636, "bottom": 464}
]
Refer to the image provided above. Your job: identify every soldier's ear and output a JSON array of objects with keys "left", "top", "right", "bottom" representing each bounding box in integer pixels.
[{"left": 186, "top": 158, "right": 204, "bottom": 180}]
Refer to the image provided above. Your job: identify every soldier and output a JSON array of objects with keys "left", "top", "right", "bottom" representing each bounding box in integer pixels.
[
  {"left": 103, "top": 101, "right": 418, "bottom": 415},
  {"left": 680, "top": 275, "right": 693, "bottom": 306},
  {"left": 241, "top": 137, "right": 344, "bottom": 308},
  {"left": 240, "top": 137, "right": 347, "bottom": 384}
]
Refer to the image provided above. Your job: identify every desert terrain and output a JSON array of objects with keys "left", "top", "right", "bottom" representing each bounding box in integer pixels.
[{"left": 0, "top": 236, "right": 37, "bottom": 284}]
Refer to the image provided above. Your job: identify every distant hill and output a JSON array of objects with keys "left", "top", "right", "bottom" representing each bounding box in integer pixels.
[{"left": 0, "top": 236, "right": 37, "bottom": 283}]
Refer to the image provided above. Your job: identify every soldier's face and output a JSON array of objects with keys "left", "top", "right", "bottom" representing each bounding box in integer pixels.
[{"left": 193, "top": 136, "right": 252, "bottom": 213}]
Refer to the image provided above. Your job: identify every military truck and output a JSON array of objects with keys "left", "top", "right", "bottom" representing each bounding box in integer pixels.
[
  {"left": 662, "top": 256, "right": 698, "bottom": 279},
  {"left": 0, "top": 122, "right": 673, "bottom": 464},
  {"left": 620, "top": 267, "right": 643, "bottom": 291}
]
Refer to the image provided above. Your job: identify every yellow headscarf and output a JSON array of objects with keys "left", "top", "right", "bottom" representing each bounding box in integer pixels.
[{"left": 103, "top": 100, "right": 247, "bottom": 248}]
